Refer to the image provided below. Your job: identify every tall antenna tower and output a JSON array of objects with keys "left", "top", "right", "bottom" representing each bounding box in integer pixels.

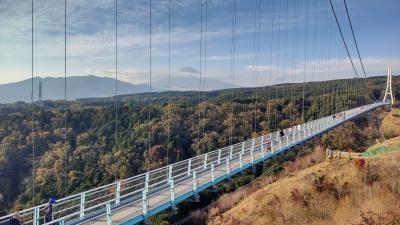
[{"left": 383, "top": 66, "right": 395, "bottom": 105}]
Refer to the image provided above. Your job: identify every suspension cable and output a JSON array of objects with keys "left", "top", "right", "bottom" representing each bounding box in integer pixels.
[
  {"left": 328, "top": 0, "right": 359, "bottom": 78},
  {"left": 251, "top": 0, "right": 260, "bottom": 135},
  {"left": 114, "top": 0, "right": 118, "bottom": 181},
  {"left": 255, "top": 0, "right": 261, "bottom": 135},
  {"left": 167, "top": 0, "right": 171, "bottom": 165},
  {"left": 197, "top": 0, "right": 203, "bottom": 154},
  {"left": 202, "top": 0, "right": 208, "bottom": 154},
  {"left": 229, "top": 0, "right": 237, "bottom": 146},
  {"left": 343, "top": 0, "right": 366, "bottom": 78},
  {"left": 267, "top": 0, "right": 276, "bottom": 134},
  {"left": 148, "top": 0, "right": 152, "bottom": 168},
  {"left": 31, "top": 0, "right": 35, "bottom": 205},
  {"left": 63, "top": 0, "right": 68, "bottom": 197},
  {"left": 301, "top": 0, "right": 309, "bottom": 122},
  {"left": 274, "top": 0, "right": 282, "bottom": 130},
  {"left": 343, "top": 0, "right": 376, "bottom": 103}
]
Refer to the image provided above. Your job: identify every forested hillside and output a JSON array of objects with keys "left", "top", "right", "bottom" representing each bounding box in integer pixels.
[{"left": 0, "top": 75, "right": 397, "bottom": 215}]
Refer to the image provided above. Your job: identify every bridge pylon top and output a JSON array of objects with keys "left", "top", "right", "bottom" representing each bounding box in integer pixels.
[{"left": 383, "top": 66, "right": 395, "bottom": 105}]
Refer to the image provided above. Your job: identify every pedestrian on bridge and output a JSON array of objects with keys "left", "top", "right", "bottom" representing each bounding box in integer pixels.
[
  {"left": 44, "top": 198, "right": 56, "bottom": 224},
  {"left": 7, "top": 208, "right": 24, "bottom": 225}
]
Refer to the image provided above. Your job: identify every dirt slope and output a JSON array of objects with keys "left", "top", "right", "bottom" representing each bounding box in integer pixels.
[{"left": 208, "top": 151, "right": 400, "bottom": 225}]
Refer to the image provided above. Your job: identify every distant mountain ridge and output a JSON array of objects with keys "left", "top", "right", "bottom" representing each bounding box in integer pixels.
[{"left": 0, "top": 75, "right": 235, "bottom": 103}]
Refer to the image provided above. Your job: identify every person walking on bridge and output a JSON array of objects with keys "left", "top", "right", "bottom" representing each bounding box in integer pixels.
[
  {"left": 7, "top": 208, "right": 24, "bottom": 225},
  {"left": 44, "top": 198, "right": 56, "bottom": 224}
]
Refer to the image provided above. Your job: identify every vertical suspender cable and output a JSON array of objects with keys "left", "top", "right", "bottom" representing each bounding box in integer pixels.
[
  {"left": 268, "top": 0, "right": 276, "bottom": 133},
  {"left": 301, "top": 0, "right": 309, "bottom": 123},
  {"left": 31, "top": 0, "right": 35, "bottom": 205},
  {"left": 251, "top": 0, "right": 258, "bottom": 135},
  {"left": 202, "top": 0, "right": 208, "bottom": 154},
  {"left": 281, "top": 0, "right": 289, "bottom": 110},
  {"left": 64, "top": 0, "right": 67, "bottom": 197},
  {"left": 148, "top": 0, "right": 152, "bottom": 166},
  {"left": 255, "top": 0, "right": 261, "bottom": 134},
  {"left": 167, "top": 0, "right": 171, "bottom": 165},
  {"left": 197, "top": 0, "right": 203, "bottom": 154},
  {"left": 273, "top": 0, "right": 282, "bottom": 130},
  {"left": 114, "top": 0, "right": 118, "bottom": 180},
  {"left": 229, "top": 0, "right": 236, "bottom": 146},
  {"left": 290, "top": 0, "right": 298, "bottom": 126}
]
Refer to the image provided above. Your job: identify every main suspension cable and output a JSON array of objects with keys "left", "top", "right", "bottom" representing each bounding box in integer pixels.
[
  {"left": 328, "top": 0, "right": 359, "bottom": 78},
  {"left": 343, "top": 0, "right": 366, "bottom": 78}
]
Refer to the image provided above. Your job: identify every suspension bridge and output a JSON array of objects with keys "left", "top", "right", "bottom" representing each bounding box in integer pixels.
[
  {"left": 0, "top": 102, "right": 391, "bottom": 225},
  {"left": 0, "top": 0, "right": 396, "bottom": 224}
]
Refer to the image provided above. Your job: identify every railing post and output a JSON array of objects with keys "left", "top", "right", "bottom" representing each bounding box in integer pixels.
[
  {"left": 241, "top": 142, "right": 245, "bottom": 155},
  {"left": 278, "top": 136, "right": 282, "bottom": 149},
  {"left": 115, "top": 182, "right": 121, "bottom": 205},
  {"left": 217, "top": 149, "right": 221, "bottom": 165},
  {"left": 145, "top": 172, "right": 150, "bottom": 193},
  {"left": 59, "top": 220, "right": 65, "bottom": 225},
  {"left": 271, "top": 140, "right": 274, "bottom": 153},
  {"left": 286, "top": 135, "right": 289, "bottom": 146},
  {"left": 187, "top": 158, "right": 192, "bottom": 176},
  {"left": 276, "top": 131, "right": 279, "bottom": 141},
  {"left": 261, "top": 136, "right": 265, "bottom": 157},
  {"left": 203, "top": 153, "right": 208, "bottom": 170},
  {"left": 170, "top": 179, "right": 177, "bottom": 210},
  {"left": 192, "top": 170, "right": 198, "bottom": 198},
  {"left": 298, "top": 126, "right": 302, "bottom": 140},
  {"left": 168, "top": 165, "right": 173, "bottom": 183},
  {"left": 250, "top": 139, "right": 255, "bottom": 163},
  {"left": 80, "top": 192, "right": 86, "bottom": 218},
  {"left": 211, "top": 163, "right": 216, "bottom": 187},
  {"left": 106, "top": 203, "right": 112, "bottom": 225},
  {"left": 229, "top": 145, "right": 233, "bottom": 160},
  {"left": 142, "top": 191, "right": 149, "bottom": 222},
  {"left": 226, "top": 158, "right": 231, "bottom": 179},
  {"left": 239, "top": 152, "right": 243, "bottom": 172},
  {"left": 33, "top": 207, "right": 39, "bottom": 225}
]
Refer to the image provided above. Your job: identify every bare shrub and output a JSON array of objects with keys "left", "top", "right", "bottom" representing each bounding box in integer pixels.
[
  {"left": 290, "top": 188, "right": 311, "bottom": 207},
  {"left": 362, "top": 164, "right": 379, "bottom": 186},
  {"left": 330, "top": 180, "right": 349, "bottom": 200},
  {"left": 310, "top": 175, "right": 349, "bottom": 200},
  {"left": 190, "top": 209, "right": 208, "bottom": 225},
  {"left": 312, "top": 174, "right": 326, "bottom": 192},
  {"left": 353, "top": 210, "right": 400, "bottom": 225}
]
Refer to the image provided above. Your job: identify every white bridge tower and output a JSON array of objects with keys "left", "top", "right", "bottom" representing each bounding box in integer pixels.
[{"left": 383, "top": 66, "right": 395, "bottom": 105}]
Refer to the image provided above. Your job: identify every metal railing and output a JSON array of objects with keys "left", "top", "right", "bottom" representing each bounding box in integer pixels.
[{"left": 0, "top": 103, "right": 385, "bottom": 225}]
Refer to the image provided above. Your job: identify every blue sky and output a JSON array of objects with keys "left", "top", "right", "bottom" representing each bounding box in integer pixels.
[{"left": 0, "top": 0, "right": 399, "bottom": 87}]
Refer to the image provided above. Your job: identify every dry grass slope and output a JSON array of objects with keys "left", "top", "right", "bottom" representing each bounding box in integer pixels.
[
  {"left": 381, "top": 107, "right": 400, "bottom": 138},
  {"left": 208, "top": 151, "right": 400, "bottom": 225}
]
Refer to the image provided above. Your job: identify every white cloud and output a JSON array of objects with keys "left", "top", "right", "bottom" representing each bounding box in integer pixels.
[
  {"left": 85, "top": 69, "right": 150, "bottom": 84},
  {"left": 245, "top": 65, "right": 276, "bottom": 73}
]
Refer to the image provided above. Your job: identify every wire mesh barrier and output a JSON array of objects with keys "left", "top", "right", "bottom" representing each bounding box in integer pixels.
[{"left": 0, "top": 103, "right": 386, "bottom": 225}]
